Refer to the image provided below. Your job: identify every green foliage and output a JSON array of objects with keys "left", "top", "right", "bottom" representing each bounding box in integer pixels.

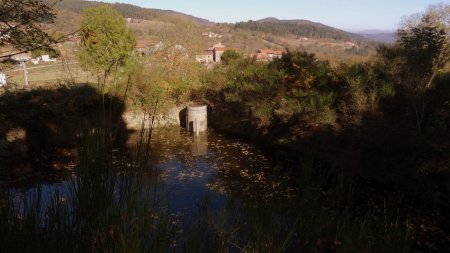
[
  {"left": 274, "top": 50, "right": 334, "bottom": 92},
  {"left": 301, "top": 90, "right": 337, "bottom": 125},
  {"left": 202, "top": 50, "right": 340, "bottom": 129},
  {"left": 378, "top": 9, "right": 449, "bottom": 132},
  {"left": 31, "top": 48, "right": 61, "bottom": 58},
  {"left": 55, "top": 0, "right": 210, "bottom": 24},
  {"left": 77, "top": 5, "right": 136, "bottom": 81},
  {"left": 335, "top": 62, "right": 395, "bottom": 125},
  {"left": 220, "top": 50, "right": 242, "bottom": 64},
  {"left": 0, "top": 0, "right": 57, "bottom": 58}
]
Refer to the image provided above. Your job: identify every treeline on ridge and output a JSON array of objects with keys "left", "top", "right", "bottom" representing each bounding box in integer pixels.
[{"left": 235, "top": 20, "right": 357, "bottom": 41}]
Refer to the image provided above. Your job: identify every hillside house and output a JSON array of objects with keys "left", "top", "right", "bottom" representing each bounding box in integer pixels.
[
  {"left": 195, "top": 50, "right": 214, "bottom": 64},
  {"left": 253, "top": 53, "right": 270, "bottom": 62},
  {"left": 213, "top": 46, "right": 226, "bottom": 62},
  {"left": 136, "top": 40, "right": 153, "bottom": 55},
  {"left": 255, "top": 49, "right": 285, "bottom": 62},
  {"left": 202, "top": 32, "right": 223, "bottom": 39},
  {"left": 41, "top": 55, "right": 50, "bottom": 62},
  {"left": 196, "top": 42, "right": 227, "bottom": 64}
]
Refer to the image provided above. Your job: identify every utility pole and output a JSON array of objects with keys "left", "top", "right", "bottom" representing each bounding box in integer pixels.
[
  {"left": 20, "top": 61, "right": 29, "bottom": 87},
  {"left": 11, "top": 54, "right": 30, "bottom": 87}
]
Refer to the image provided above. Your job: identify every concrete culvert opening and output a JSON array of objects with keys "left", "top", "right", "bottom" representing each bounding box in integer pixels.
[{"left": 186, "top": 105, "right": 207, "bottom": 135}]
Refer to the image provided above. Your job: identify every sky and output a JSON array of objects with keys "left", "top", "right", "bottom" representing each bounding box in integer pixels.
[{"left": 94, "top": 0, "right": 446, "bottom": 31}]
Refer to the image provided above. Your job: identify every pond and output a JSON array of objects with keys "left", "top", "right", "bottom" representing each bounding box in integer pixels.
[
  {"left": 145, "top": 127, "right": 295, "bottom": 221},
  {"left": 0, "top": 127, "right": 412, "bottom": 252}
]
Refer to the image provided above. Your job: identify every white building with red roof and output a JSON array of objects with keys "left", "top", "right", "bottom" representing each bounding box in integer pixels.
[{"left": 255, "top": 49, "right": 285, "bottom": 61}]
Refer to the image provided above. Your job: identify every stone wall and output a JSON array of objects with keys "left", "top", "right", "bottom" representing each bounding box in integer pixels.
[{"left": 122, "top": 104, "right": 189, "bottom": 130}]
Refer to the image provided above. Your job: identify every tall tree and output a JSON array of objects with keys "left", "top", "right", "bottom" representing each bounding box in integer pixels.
[
  {"left": 378, "top": 5, "right": 449, "bottom": 132},
  {"left": 0, "top": 0, "right": 59, "bottom": 59},
  {"left": 77, "top": 5, "right": 136, "bottom": 89}
]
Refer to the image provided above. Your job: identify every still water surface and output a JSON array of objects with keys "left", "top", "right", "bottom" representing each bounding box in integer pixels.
[
  {"left": 11, "top": 127, "right": 295, "bottom": 225},
  {"left": 145, "top": 127, "right": 294, "bottom": 220}
]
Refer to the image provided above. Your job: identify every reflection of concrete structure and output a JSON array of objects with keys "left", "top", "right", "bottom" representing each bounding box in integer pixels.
[
  {"left": 190, "top": 132, "right": 208, "bottom": 156},
  {"left": 186, "top": 105, "right": 207, "bottom": 135}
]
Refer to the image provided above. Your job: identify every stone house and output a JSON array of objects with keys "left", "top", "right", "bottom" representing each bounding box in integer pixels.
[
  {"left": 196, "top": 42, "right": 227, "bottom": 64},
  {"left": 195, "top": 50, "right": 214, "bottom": 64}
]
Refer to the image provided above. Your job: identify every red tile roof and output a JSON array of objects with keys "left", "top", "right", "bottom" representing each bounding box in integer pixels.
[
  {"left": 273, "top": 50, "right": 286, "bottom": 55},
  {"left": 254, "top": 53, "right": 269, "bottom": 60},
  {"left": 258, "top": 49, "right": 275, "bottom": 54},
  {"left": 198, "top": 50, "right": 214, "bottom": 55}
]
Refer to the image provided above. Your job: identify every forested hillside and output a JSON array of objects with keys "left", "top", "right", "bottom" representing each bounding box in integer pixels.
[
  {"left": 235, "top": 18, "right": 369, "bottom": 41},
  {"left": 54, "top": 0, "right": 212, "bottom": 25}
]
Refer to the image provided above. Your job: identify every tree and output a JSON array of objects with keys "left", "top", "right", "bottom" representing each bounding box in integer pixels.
[
  {"left": 31, "top": 47, "right": 60, "bottom": 58},
  {"left": 221, "top": 50, "right": 242, "bottom": 64},
  {"left": 378, "top": 5, "right": 449, "bottom": 132},
  {"left": 77, "top": 5, "right": 136, "bottom": 89},
  {"left": 0, "top": 0, "right": 59, "bottom": 59}
]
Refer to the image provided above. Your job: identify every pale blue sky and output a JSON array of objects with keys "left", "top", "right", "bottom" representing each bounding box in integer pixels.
[{"left": 94, "top": 0, "right": 446, "bottom": 31}]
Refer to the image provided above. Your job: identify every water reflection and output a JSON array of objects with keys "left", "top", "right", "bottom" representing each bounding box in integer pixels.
[
  {"left": 190, "top": 132, "right": 208, "bottom": 156},
  {"left": 1, "top": 127, "right": 414, "bottom": 252},
  {"left": 147, "top": 127, "right": 295, "bottom": 212}
]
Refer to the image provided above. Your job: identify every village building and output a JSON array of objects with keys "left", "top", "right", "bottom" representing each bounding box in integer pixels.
[
  {"left": 196, "top": 42, "right": 227, "bottom": 64},
  {"left": 253, "top": 53, "right": 270, "bottom": 62},
  {"left": 202, "top": 32, "right": 223, "bottom": 39},
  {"left": 195, "top": 50, "right": 214, "bottom": 64},
  {"left": 213, "top": 46, "right": 226, "bottom": 62},
  {"left": 254, "top": 49, "right": 285, "bottom": 62},
  {"left": 136, "top": 40, "right": 152, "bottom": 55},
  {"left": 41, "top": 55, "right": 50, "bottom": 62}
]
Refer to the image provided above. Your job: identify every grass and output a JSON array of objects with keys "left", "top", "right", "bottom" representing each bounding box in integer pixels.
[{"left": 6, "top": 62, "right": 93, "bottom": 86}]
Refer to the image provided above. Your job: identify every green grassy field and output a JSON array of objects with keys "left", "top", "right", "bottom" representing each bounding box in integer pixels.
[{"left": 7, "top": 62, "right": 93, "bottom": 86}]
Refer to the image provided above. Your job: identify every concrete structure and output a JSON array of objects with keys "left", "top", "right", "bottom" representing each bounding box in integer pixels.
[{"left": 186, "top": 105, "right": 207, "bottom": 135}]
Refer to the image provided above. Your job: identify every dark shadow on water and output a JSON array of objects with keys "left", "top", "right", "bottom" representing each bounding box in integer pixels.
[{"left": 0, "top": 84, "right": 130, "bottom": 186}]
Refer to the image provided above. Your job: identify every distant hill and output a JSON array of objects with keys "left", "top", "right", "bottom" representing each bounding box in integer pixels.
[
  {"left": 55, "top": 0, "right": 213, "bottom": 26},
  {"left": 50, "top": 1, "right": 379, "bottom": 62},
  {"left": 235, "top": 18, "right": 370, "bottom": 42},
  {"left": 357, "top": 31, "right": 397, "bottom": 44}
]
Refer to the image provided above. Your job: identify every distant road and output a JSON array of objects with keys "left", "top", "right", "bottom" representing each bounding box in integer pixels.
[{"left": 4, "top": 62, "right": 79, "bottom": 73}]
